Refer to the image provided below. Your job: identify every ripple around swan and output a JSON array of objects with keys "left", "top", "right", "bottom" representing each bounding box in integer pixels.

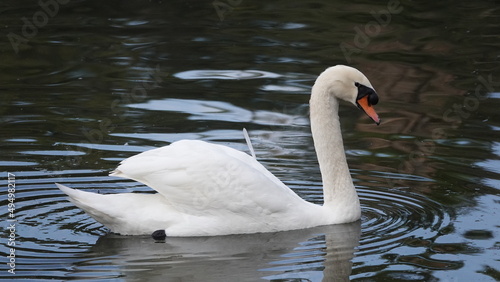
[
  {"left": 358, "top": 187, "right": 451, "bottom": 256},
  {"left": 352, "top": 186, "right": 462, "bottom": 279},
  {"left": 0, "top": 172, "right": 456, "bottom": 280},
  {"left": 0, "top": 177, "right": 108, "bottom": 280}
]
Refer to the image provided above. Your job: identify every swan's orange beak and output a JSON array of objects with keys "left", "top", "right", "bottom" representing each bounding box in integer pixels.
[{"left": 357, "top": 96, "right": 380, "bottom": 125}]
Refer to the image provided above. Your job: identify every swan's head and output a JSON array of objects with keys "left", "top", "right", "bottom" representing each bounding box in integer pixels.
[{"left": 314, "top": 65, "right": 380, "bottom": 125}]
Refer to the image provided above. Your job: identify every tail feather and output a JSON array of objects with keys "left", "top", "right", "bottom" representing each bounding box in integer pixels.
[
  {"left": 56, "top": 183, "right": 174, "bottom": 235},
  {"left": 56, "top": 183, "right": 120, "bottom": 227}
]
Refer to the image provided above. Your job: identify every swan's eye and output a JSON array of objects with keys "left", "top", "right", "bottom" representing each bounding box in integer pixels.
[{"left": 355, "top": 82, "right": 378, "bottom": 106}]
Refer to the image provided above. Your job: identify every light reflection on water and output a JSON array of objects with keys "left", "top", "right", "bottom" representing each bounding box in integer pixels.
[{"left": 1, "top": 0, "right": 499, "bottom": 281}]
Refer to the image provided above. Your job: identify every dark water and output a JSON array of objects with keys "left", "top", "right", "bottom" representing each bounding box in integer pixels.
[{"left": 1, "top": 0, "right": 499, "bottom": 281}]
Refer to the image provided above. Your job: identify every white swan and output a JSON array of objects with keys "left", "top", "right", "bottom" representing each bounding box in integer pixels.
[{"left": 57, "top": 65, "right": 380, "bottom": 237}]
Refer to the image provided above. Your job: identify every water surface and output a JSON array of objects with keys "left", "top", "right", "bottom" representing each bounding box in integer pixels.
[{"left": 0, "top": 0, "right": 499, "bottom": 281}]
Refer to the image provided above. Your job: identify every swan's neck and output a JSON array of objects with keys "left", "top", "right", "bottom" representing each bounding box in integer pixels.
[{"left": 310, "top": 83, "right": 360, "bottom": 213}]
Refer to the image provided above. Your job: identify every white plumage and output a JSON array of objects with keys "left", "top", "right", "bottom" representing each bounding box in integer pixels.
[{"left": 57, "top": 65, "right": 380, "bottom": 236}]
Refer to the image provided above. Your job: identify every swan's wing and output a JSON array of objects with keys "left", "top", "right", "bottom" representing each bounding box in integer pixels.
[{"left": 110, "top": 140, "right": 308, "bottom": 217}]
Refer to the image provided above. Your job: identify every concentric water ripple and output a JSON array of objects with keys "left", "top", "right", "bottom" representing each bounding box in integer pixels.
[{"left": 358, "top": 187, "right": 452, "bottom": 257}]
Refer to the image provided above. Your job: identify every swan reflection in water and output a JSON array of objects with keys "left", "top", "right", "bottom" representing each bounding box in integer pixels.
[{"left": 80, "top": 221, "right": 361, "bottom": 281}]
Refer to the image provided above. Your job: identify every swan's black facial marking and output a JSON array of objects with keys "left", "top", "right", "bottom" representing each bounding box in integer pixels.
[
  {"left": 354, "top": 82, "right": 379, "bottom": 106},
  {"left": 152, "top": 229, "right": 166, "bottom": 241}
]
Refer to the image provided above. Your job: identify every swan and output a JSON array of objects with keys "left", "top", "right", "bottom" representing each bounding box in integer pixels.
[{"left": 57, "top": 65, "right": 380, "bottom": 237}]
